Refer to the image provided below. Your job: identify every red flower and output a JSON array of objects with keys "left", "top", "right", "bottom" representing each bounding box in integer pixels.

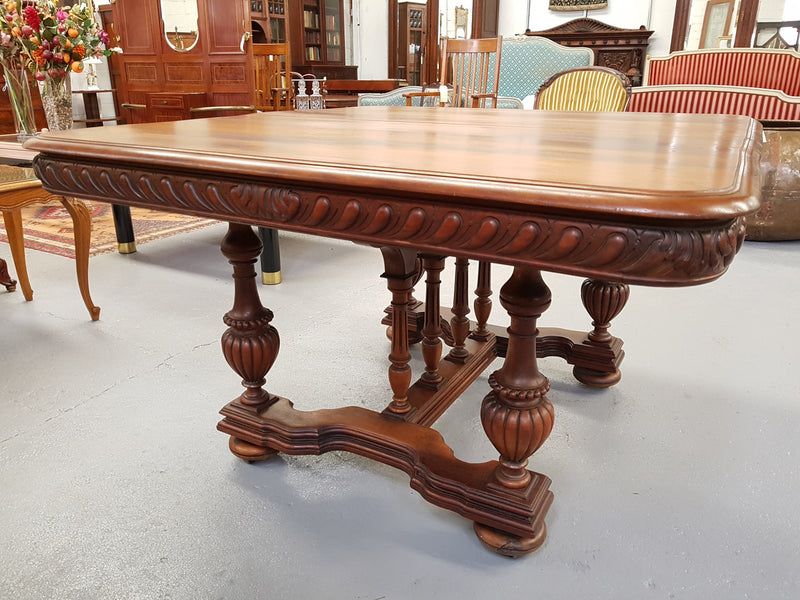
[{"left": 23, "top": 6, "right": 40, "bottom": 31}]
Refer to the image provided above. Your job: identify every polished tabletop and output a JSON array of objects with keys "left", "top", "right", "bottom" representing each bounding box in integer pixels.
[
  {"left": 26, "top": 107, "right": 761, "bottom": 219},
  {"left": 27, "top": 107, "right": 762, "bottom": 285}
]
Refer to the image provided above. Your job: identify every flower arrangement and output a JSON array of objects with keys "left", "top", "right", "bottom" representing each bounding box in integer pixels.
[
  {"left": 0, "top": 0, "right": 120, "bottom": 131},
  {"left": 1, "top": 1, "right": 116, "bottom": 80}
]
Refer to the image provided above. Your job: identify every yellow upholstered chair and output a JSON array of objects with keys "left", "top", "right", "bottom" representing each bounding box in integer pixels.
[{"left": 534, "top": 66, "right": 631, "bottom": 112}]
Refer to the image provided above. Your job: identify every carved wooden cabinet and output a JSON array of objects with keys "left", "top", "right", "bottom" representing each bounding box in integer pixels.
[
  {"left": 110, "top": 0, "right": 252, "bottom": 125},
  {"left": 526, "top": 18, "right": 654, "bottom": 86}
]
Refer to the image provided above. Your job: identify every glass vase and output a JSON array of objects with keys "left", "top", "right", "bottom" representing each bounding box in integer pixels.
[
  {"left": 2, "top": 61, "right": 37, "bottom": 141},
  {"left": 40, "top": 73, "right": 73, "bottom": 131}
]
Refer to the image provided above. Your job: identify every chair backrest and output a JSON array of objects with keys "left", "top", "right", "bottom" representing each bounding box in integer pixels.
[
  {"left": 534, "top": 66, "right": 632, "bottom": 111},
  {"left": 491, "top": 36, "right": 594, "bottom": 102},
  {"left": 253, "top": 43, "right": 293, "bottom": 111},
  {"left": 439, "top": 37, "right": 502, "bottom": 108}
]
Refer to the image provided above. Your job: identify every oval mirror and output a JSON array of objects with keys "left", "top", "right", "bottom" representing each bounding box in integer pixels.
[{"left": 160, "top": 0, "right": 200, "bottom": 52}]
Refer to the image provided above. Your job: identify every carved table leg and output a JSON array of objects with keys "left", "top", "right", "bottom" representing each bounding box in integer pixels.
[
  {"left": 0, "top": 257, "right": 16, "bottom": 291},
  {"left": 219, "top": 222, "right": 281, "bottom": 461},
  {"left": 573, "top": 279, "right": 630, "bottom": 387},
  {"left": 475, "top": 266, "right": 555, "bottom": 557}
]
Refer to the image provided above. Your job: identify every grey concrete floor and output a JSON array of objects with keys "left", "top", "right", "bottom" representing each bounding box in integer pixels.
[{"left": 1, "top": 224, "right": 798, "bottom": 599}]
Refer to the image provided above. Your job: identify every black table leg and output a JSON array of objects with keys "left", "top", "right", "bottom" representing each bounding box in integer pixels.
[
  {"left": 112, "top": 204, "right": 136, "bottom": 253},
  {"left": 258, "top": 227, "right": 281, "bottom": 285}
]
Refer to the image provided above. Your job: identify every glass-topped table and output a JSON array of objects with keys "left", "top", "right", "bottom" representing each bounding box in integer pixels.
[{"left": 0, "top": 135, "right": 99, "bottom": 320}]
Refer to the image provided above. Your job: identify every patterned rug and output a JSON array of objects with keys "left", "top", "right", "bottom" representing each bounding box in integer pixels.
[{"left": 0, "top": 199, "right": 217, "bottom": 259}]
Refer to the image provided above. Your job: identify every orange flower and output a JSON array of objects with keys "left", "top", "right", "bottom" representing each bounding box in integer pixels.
[
  {"left": 67, "top": 28, "right": 79, "bottom": 38},
  {"left": 32, "top": 48, "right": 47, "bottom": 66},
  {"left": 72, "top": 44, "right": 85, "bottom": 59},
  {"left": 70, "top": 61, "right": 83, "bottom": 73},
  {"left": 63, "top": 39, "right": 72, "bottom": 49}
]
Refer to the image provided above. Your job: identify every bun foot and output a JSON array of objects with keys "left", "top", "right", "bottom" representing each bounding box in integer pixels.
[
  {"left": 573, "top": 365, "right": 621, "bottom": 388},
  {"left": 228, "top": 436, "right": 278, "bottom": 463},
  {"left": 473, "top": 521, "right": 547, "bottom": 558}
]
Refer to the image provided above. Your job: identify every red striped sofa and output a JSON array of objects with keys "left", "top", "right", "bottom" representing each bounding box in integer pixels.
[
  {"left": 643, "top": 48, "right": 800, "bottom": 97},
  {"left": 628, "top": 85, "right": 800, "bottom": 121}
]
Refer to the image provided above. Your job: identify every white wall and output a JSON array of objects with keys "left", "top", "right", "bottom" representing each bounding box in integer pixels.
[
  {"left": 498, "top": 0, "right": 675, "bottom": 57},
  {"left": 354, "top": 0, "right": 678, "bottom": 78}
]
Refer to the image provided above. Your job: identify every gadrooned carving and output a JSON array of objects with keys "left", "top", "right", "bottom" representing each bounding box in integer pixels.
[{"left": 33, "top": 156, "right": 747, "bottom": 286}]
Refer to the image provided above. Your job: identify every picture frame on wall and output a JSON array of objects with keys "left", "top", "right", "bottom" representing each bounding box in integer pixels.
[{"left": 700, "top": 0, "right": 735, "bottom": 49}]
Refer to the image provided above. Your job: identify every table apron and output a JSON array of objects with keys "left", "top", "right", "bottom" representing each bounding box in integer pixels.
[{"left": 33, "top": 155, "right": 747, "bottom": 287}]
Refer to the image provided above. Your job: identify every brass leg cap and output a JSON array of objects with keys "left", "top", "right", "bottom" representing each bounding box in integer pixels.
[
  {"left": 261, "top": 270, "right": 282, "bottom": 285},
  {"left": 118, "top": 241, "right": 137, "bottom": 254}
]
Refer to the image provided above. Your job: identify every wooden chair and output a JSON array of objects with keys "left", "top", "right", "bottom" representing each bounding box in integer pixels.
[
  {"left": 534, "top": 66, "right": 632, "bottom": 111},
  {"left": 404, "top": 37, "right": 502, "bottom": 108},
  {"left": 253, "top": 43, "right": 293, "bottom": 111}
]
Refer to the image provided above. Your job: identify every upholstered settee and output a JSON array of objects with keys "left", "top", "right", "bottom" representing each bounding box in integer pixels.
[
  {"left": 628, "top": 85, "right": 800, "bottom": 120},
  {"left": 491, "top": 36, "right": 594, "bottom": 105},
  {"left": 643, "top": 47, "right": 800, "bottom": 96}
]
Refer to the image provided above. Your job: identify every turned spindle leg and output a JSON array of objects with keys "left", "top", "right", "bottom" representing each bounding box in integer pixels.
[
  {"left": 472, "top": 261, "right": 492, "bottom": 341},
  {"left": 381, "top": 247, "right": 419, "bottom": 415},
  {"left": 420, "top": 255, "right": 445, "bottom": 388},
  {"left": 573, "top": 279, "right": 630, "bottom": 387},
  {"left": 475, "top": 266, "right": 554, "bottom": 556},
  {"left": 219, "top": 223, "right": 281, "bottom": 461},
  {"left": 449, "top": 257, "right": 471, "bottom": 361}
]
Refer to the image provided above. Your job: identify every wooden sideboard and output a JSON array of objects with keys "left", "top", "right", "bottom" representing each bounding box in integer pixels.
[
  {"left": 108, "top": 0, "right": 251, "bottom": 125},
  {"left": 147, "top": 92, "right": 208, "bottom": 122},
  {"left": 526, "top": 18, "right": 654, "bottom": 86}
]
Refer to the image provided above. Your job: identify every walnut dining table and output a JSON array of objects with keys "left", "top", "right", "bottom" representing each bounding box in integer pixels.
[{"left": 26, "top": 107, "right": 762, "bottom": 557}]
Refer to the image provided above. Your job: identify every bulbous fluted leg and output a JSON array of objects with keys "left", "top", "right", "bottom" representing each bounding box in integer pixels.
[
  {"left": 476, "top": 266, "right": 554, "bottom": 556},
  {"left": 574, "top": 279, "right": 630, "bottom": 387},
  {"left": 220, "top": 222, "right": 280, "bottom": 461}
]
